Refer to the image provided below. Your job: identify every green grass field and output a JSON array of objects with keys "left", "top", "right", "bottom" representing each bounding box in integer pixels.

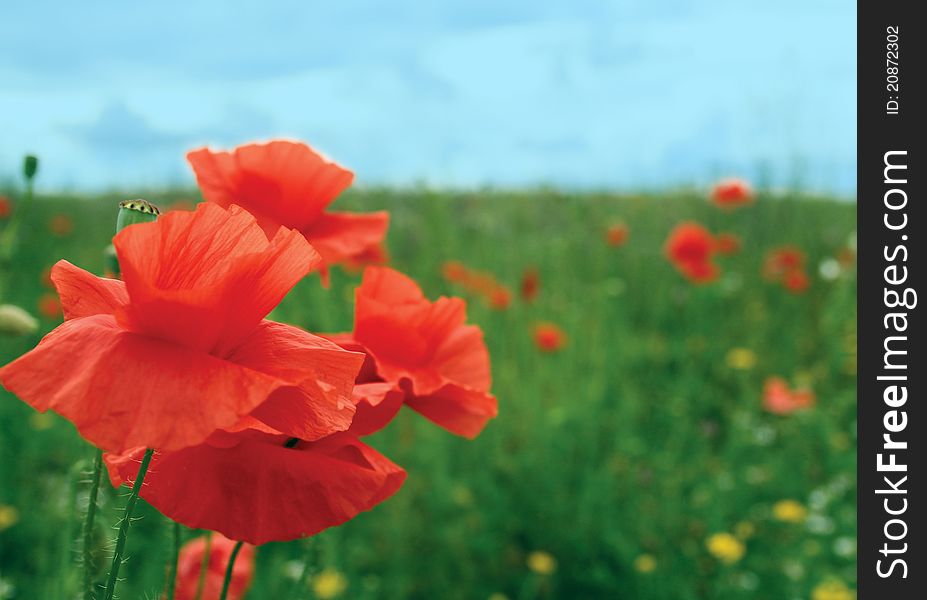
[{"left": 0, "top": 188, "right": 856, "bottom": 599}]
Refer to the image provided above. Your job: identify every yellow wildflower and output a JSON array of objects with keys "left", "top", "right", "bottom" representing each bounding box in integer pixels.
[
  {"left": 811, "top": 579, "right": 856, "bottom": 600},
  {"left": 772, "top": 499, "right": 808, "bottom": 523},
  {"left": 526, "top": 551, "right": 557, "bottom": 575},
  {"left": 0, "top": 505, "right": 19, "bottom": 531},
  {"left": 706, "top": 533, "right": 745, "bottom": 564},
  {"left": 725, "top": 348, "right": 757, "bottom": 370},
  {"left": 633, "top": 554, "right": 657, "bottom": 573},
  {"left": 312, "top": 569, "right": 347, "bottom": 599}
]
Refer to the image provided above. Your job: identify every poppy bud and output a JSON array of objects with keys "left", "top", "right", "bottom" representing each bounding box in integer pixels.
[
  {"left": 23, "top": 155, "right": 38, "bottom": 180},
  {"left": 0, "top": 304, "right": 39, "bottom": 336},
  {"left": 115, "top": 199, "right": 160, "bottom": 234}
]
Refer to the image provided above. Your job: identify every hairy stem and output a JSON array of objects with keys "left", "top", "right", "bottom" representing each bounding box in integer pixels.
[
  {"left": 165, "top": 520, "right": 181, "bottom": 600},
  {"left": 82, "top": 450, "right": 104, "bottom": 600},
  {"left": 102, "top": 448, "right": 154, "bottom": 600}
]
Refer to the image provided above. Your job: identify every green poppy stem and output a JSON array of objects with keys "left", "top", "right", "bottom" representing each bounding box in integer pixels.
[
  {"left": 165, "top": 520, "right": 181, "bottom": 600},
  {"left": 0, "top": 173, "right": 35, "bottom": 299},
  {"left": 82, "top": 450, "right": 103, "bottom": 600},
  {"left": 101, "top": 447, "right": 154, "bottom": 600},
  {"left": 193, "top": 532, "right": 213, "bottom": 600},
  {"left": 218, "top": 541, "right": 245, "bottom": 600}
]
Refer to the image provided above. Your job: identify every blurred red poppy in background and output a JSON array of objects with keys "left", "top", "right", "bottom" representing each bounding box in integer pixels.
[
  {"left": 39, "top": 266, "right": 54, "bottom": 288},
  {"left": 187, "top": 140, "right": 388, "bottom": 281},
  {"left": 441, "top": 260, "right": 512, "bottom": 310},
  {"left": 763, "top": 246, "right": 811, "bottom": 293},
  {"left": 0, "top": 203, "right": 363, "bottom": 454},
  {"left": 711, "top": 178, "right": 754, "bottom": 209},
  {"left": 763, "top": 246, "right": 806, "bottom": 280},
  {"left": 441, "top": 260, "right": 469, "bottom": 284},
  {"left": 48, "top": 214, "right": 73, "bottom": 237},
  {"left": 520, "top": 267, "right": 540, "bottom": 302},
  {"left": 168, "top": 533, "right": 254, "bottom": 600},
  {"left": 783, "top": 269, "right": 811, "bottom": 294},
  {"left": 465, "top": 272, "right": 499, "bottom": 297},
  {"left": 762, "top": 377, "right": 815, "bottom": 415},
  {"left": 37, "top": 293, "right": 61, "bottom": 319},
  {"left": 665, "top": 222, "right": 720, "bottom": 283},
  {"left": 330, "top": 266, "right": 498, "bottom": 439},
  {"left": 0, "top": 195, "right": 11, "bottom": 219},
  {"left": 489, "top": 286, "right": 512, "bottom": 310},
  {"left": 605, "top": 222, "right": 629, "bottom": 247},
  {"left": 533, "top": 322, "right": 567, "bottom": 353},
  {"left": 714, "top": 233, "right": 741, "bottom": 255}
]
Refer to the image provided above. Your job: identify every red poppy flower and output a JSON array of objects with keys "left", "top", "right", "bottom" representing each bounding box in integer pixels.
[
  {"left": 533, "top": 322, "right": 566, "bottom": 353},
  {"left": 782, "top": 269, "right": 811, "bottom": 294},
  {"left": 762, "top": 377, "right": 815, "bottom": 415},
  {"left": 489, "top": 286, "right": 512, "bottom": 310},
  {"left": 49, "top": 214, "right": 74, "bottom": 237},
  {"left": 37, "top": 293, "right": 62, "bottom": 319},
  {"left": 763, "top": 246, "right": 806, "bottom": 280},
  {"left": 40, "top": 266, "right": 54, "bottom": 288},
  {"left": 321, "top": 334, "right": 406, "bottom": 437},
  {"left": 714, "top": 233, "right": 741, "bottom": 255},
  {"left": 711, "top": 178, "right": 754, "bottom": 208},
  {"left": 441, "top": 260, "right": 469, "bottom": 284},
  {"left": 330, "top": 267, "right": 498, "bottom": 439},
  {"left": 168, "top": 533, "right": 254, "bottom": 600},
  {"left": 605, "top": 222, "right": 629, "bottom": 247},
  {"left": 0, "top": 195, "right": 11, "bottom": 219},
  {"left": 187, "top": 140, "right": 388, "bottom": 281},
  {"left": 520, "top": 268, "right": 540, "bottom": 302},
  {"left": 665, "top": 222, "right": 720, "bottom": 283},
  {"left": 107, "top": 428, "right": 405, "bottom": 545},
  {"left": 466, "top": 272, "right": 499, "bottom": 297},
  {"left": 0, "top": 203, "right": 363, "bottom": 454}
]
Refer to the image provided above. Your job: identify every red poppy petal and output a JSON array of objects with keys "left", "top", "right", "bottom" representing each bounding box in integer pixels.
[
  {"left": 405, "top": 383, "right": 498, "bottom": 438},
  {"left": 302, "top": 211, "right": 389, "bottom": 267},
  {"left": 0, "top": 315, "right": 291, "bottom": 453},
  {"left": 114, "top": 203, "right": 319, "bottom": 354},
  {"left": 430, "top": 323, "right": 491, "bottom": 392},
  {"left": 321, "top": 334, "right": 383, "bottom": 384},
  {"left": 51, "top": 260, "right": 128, "bottom": 320},
  {"left": 354, "top": 313, "right": 432, "bottom": 376},
  {"left": 352, "top": 267, "right": 488, "bottom": 396},
  {"left": 418, "top": 297, "right": 468, "bottom": 349},
  {"left": 349, "top": 383, "right": 405, "bottom": 436},
  {"left": 107, "top": 432, "right": 406, "bottom": 545},
  {"left": 356, "top": 266, "right": 425, "bottom": 308},
  {"left": 187, "top": 141, "right": 354, "bottom": 234},
  {"left": 185, "top": 148, "right": 242, "bottom": 211},
  {"left": 229, "top": 321, "right": 364, "bottom": 440}
]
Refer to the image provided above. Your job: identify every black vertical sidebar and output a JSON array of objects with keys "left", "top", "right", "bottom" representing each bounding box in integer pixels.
[{"left": 858, "top": 1, "right": 924, "bottom": 597}]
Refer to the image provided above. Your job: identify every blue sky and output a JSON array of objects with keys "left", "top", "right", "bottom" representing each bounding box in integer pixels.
[{"left": 0, "top": 1, "right": 855, "bottom": 195}]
